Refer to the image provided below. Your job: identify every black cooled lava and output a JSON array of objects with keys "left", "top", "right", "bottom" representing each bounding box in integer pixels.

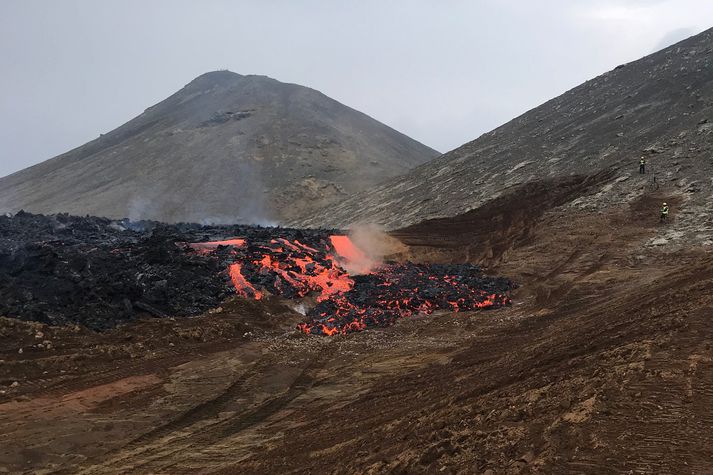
[{"left": 0, "top": 212, "right": 514, "bottom": 334}]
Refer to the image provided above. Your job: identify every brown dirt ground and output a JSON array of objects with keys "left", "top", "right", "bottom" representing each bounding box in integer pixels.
[{"left": 1, "top": 188, "right": 712, "bottom": 474}]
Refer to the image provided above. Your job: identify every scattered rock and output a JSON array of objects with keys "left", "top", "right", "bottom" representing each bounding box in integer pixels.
[
  {"left": 643, "top": 145, "right": 665, "bottom": 154},
  {"left": 419, "top": 445, "right": 441, "bottom": 465},
  {"left": 519, "top": 451, "right": 535, "bottom": 464}
]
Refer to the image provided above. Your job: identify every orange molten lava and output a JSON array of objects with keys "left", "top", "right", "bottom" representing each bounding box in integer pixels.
[
  {"left": 329, "top": 235, "right": 372, "bottom": 274},
  {"left": 191, "top": 236, "right": 358, "bottom": 301},
  {"left": 228, "top": 263, "right": 263, "bottom": 300},
  {"left": 187, "top": 235, "right": 513, "bottom": 336}
]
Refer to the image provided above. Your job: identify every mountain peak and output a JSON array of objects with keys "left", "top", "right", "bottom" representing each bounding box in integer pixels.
[
  {"left": 0, "top": 72, "right": 438, "bottom": 224},
  {"left": 184, "top": 70, "right": 244, "bottom": 89}
]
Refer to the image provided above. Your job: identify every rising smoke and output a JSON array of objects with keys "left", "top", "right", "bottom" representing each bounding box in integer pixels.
[
  {"left": 123, "top": 153, "right": 279, "bottom": 226},
  {"left": 342, "top": 223, "right": 407, "bottom": 274}
]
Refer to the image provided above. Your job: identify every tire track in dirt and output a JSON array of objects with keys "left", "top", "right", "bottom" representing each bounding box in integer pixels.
[
  {"left": 71, "top": 354, "right": 272, "bottom": 474},
  {"left": 127, "top": 357, "right": 273, "bottom": 446},
  {"left": 82, "top": 342, "right": 336, "bottom": 474},
  {"left": 13, "top": 340, "right": 244, "bottom": 402},
  {"left": 208, "top": 343, "right": 337, "bottom": 442}
]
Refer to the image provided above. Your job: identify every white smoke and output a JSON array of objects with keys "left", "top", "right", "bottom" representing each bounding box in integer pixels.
[
  {"left": 341, "top": 223, "right": 407, "bottom": 274},
  {"left": 127, "top": 196, "right": 152, "bottom": 222},
  {"left": 121, "top": 147, "right": 277, "bottom": 226}
]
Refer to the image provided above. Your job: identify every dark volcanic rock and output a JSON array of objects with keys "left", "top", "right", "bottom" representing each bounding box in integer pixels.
[
  {"left": 0, "top": 216, "right": 223, "bottom": 329},
  {"left": 0, "top": 212, "right": 332, "bottom": 330},
  {"left": 0, "top": 212, "right": 514, "bottom": 334}
]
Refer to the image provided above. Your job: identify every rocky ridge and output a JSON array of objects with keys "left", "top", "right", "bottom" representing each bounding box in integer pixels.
[{"left": 294, "top": 28, "right": 713, "bottom": 248}]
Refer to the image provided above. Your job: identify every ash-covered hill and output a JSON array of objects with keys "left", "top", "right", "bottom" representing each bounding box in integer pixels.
[
  {"left": 296, "top": 28, "right": 713, "bottom": 244},
  {"left": 0, "top": 71, "right": 438, "bottom": 224}
]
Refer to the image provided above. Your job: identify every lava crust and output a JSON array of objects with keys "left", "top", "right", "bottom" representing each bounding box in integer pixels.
[{"left": 0, "top": 212, "right": 513, "bottom": 333}]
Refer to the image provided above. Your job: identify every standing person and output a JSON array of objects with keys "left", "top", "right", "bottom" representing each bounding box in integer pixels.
[
  {"left": 660, "top": 202, "right": 669, "bottom": 223},
  {"left": 639, "top": 156, "right": 646, "bottom": 174}
]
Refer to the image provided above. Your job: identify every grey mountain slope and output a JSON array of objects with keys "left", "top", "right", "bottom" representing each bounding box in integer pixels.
[
  {"left": 0, "top": 70, "right": 438, "bottom": 223},
  {"left": 293, "top": 28, "right": 713, "bottom": 243}
]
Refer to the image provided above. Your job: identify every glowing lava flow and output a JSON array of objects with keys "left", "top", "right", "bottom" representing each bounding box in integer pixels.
[
  {"left": 329, "top": 235, "right": 372, "bottom": 274},
  {"left": 188, "top": 235, "right": 356, "bottom": 301},
  {"left": 187, "top": 234, "right": 514, "bottom": 336},
  {"left": 228, "top": 263, "right": 263, "bottom": 300},
  {"left": 297, "top": 263, "right": 513, "bottom": 335}
]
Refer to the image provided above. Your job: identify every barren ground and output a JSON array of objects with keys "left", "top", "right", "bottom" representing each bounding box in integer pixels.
[{"left": 1, "top": 187, "right": 712, "bottom": 474}]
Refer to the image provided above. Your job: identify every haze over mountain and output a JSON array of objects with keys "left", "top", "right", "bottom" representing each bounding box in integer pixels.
[
  {"left": 0, "top": 71, "right": 438, "bottom": 224},
  {"left": 296, "top": 28, "right": 713, "bottom": 247}
]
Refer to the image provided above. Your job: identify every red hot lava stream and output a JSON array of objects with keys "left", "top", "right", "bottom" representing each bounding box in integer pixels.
[{"left": 187, "top": 234, "right": 513, "bottom": 336}]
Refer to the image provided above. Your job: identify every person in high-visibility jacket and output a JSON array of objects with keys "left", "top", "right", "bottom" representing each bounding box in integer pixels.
[
  {"left": 639, "top": 157, "right": 646, "bottom": 174},
  {"left": 660, "top": 202, "right": 669, "bottom": 222}
]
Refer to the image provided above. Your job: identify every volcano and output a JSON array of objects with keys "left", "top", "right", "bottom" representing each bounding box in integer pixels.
[
  {"left": 296, "top": 27, "right": 713, "bottom": 247},
  {"left": 0, "top": 71, "right": 438, "bottom": 224}
]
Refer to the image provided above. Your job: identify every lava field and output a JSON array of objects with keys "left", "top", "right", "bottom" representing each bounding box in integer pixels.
[{"left": 0, "top": 212, "right": 513, "bottom": 333}]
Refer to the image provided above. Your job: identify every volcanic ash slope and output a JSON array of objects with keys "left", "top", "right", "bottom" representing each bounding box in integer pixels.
[
  {"left": 0, "top": 71, "right": 438, "bottom": 224},
  {"left": 295, "top": 28, "right": 713, "bottom": 247}
]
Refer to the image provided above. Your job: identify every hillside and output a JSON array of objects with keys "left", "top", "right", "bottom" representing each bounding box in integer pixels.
[
  {"left": 3, "top": 30, "right": 713, "bottom": 475},
  {"left": 0, "top": 71, "right": 438, "bottom": 223},
  {"left": 295, "top": 28, "right": 713, "bottom": 247}
]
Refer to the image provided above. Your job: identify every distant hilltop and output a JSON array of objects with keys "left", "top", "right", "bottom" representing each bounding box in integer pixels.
[
  {"left": 0, "top": 70, "right": 438, "bottom": 224},
  {"left": 294, "top": 27, "right": 713, "bottom": 250}
]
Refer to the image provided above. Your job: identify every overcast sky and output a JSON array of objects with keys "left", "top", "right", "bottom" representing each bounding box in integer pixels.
[{"left": 1, "top": 0, "right": 711, "bottom": 177}]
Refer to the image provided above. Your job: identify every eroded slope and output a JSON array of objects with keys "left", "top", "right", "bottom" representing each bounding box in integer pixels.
[{"left": 295, "top": 28, "right": 713, "bottom": 248}]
